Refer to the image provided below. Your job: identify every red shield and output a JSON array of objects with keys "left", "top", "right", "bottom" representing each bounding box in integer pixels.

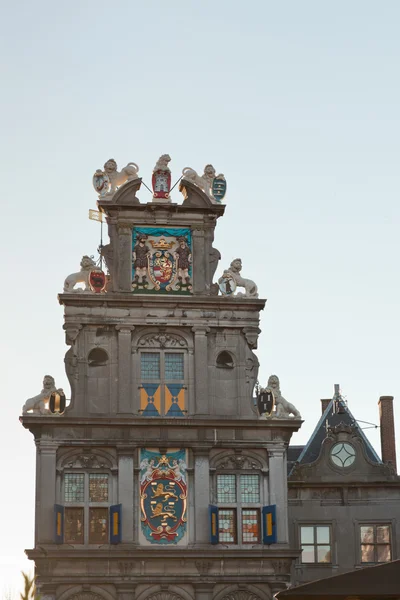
[
  {"left": 89, "top": 269, "right": 106, "bottom": 293},
  {"left": 152, "top": 170, "right": 171, "bottom": 199}
]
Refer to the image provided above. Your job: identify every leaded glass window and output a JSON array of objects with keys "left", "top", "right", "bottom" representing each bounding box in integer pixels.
[
  {"left": 330, "top": 442, "right": 356, "bottom": 468},
  {"left": 89, "top": 474, "right": 109, "bottom": 502},
  {"left": 141, "top": 353, "right": 160, "bottom": 379},
  {"left": 89, "top": 507, "right": 109, "bottom": 543},
  {"left": 360, "top": 524, "right": 391, "bottom": 563},
  {"left": 165, "top": 353, "right": 184, "bottom": 379},
  {"left": 217, "top": 475, "right": 237, "bottom": 503},
  {"left": 65, "top": 507, "right": 84, "bottom": 544},
  {"left": 219, "top": 509, "right": 237, "bottom": 543},
  {"left": 300, "top": 525, "right": 331, "bottom": 563},
  {"left": 216, "top": 472, "right": 262, "bottom": 544},
  {"left": 64, "top": 473, "right": 84, "bottom": 502}
]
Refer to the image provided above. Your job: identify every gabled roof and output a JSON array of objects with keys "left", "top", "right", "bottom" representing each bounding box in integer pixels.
[{"left": 292, "top": 397, "right": 380, "bottom": 472}]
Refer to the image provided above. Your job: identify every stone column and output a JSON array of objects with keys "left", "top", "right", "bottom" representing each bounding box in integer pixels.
[
  {"left": 117, "top": 450, "right": 135, "bottom": 543},
  {"left": 195, "top": 584, "right": 214, "bottom": 600},
  {"left": 117, "top": 224, "right": 133, "bottom": 292},
  {"left": 193, "top": 449, "right": 210, "bottom": 545},
  {"left": 268, "top": 446, "right": 289, "bottom": 544},
  {"left": 116, "top": 326, "right": 134, "bottom": 413},
  {"left": 37, "top": 441, "right": 58, "bottom": 543},
  {"left": 192, "top": 326, "right": 210, "bottom": 415},
  {"left": 192, "top": 227, "right": 206, "bottom": 294}
]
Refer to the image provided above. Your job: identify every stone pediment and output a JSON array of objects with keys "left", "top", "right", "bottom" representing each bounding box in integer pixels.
[
  {"left": 179, "top": 178, "right": 216, "bottom": 207},
  {"left": 99, "top": 178, "right": 142, "bottom": 206}
]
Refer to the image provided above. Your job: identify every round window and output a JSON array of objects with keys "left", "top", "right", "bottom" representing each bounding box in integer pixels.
[{"left": 330, "top": 442, "right": 356, "bottom": 468}]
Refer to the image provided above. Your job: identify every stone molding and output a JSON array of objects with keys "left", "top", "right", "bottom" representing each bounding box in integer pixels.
[
  {"left": 138, "top": 332, "right": 188, "bottom": 348},
  {"left": 58, "top": 448, "right": 116, "bottom": 471}
]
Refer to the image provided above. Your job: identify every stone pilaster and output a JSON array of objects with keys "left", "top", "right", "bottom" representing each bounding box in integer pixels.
[
  {"left": 268, "top": 446, "right": 289, "bottom": 544},
  {"left": 192, "top": 326, "right": 210, "bottom": 415},
  {"left": 116, "top": 326, "right": 135, "bottom": 413},
  {"left": 37, "top": 441, "right": 58, "bottom": 543},
  {"left": 117, "top": 449, "right": 135, "bottom": 543},
  {"left": 192, "top": 227, "right": 206, "bottom": 294},
  {"left": 195, "top": 584, "right": 214, "bottom": 600},
  {"left": 193, "top": 449, "right": 210, "bottom": 544},
  {"left": 117, "top": 224, "right": 133, "bottom": 292}
]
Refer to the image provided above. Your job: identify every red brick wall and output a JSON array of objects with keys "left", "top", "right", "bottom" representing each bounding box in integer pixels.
[{"left": 378, "top": 396, "right": 397, "bottom": 473}]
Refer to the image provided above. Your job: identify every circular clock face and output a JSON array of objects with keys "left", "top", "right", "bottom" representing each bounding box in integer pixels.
[{"left": 330, "top": 442, "right": 356, "bottom": 468}]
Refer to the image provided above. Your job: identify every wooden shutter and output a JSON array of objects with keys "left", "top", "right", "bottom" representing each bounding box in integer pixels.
[
  {"left": 54, "top": 504, "right": 64, "bottom": 544},
  {"left": 209, "top": 504, "right": 219, "bottom": 545},
  {"left": 262, "top": 505, "right": 277, "bottom": 545},
  {"left": 110, "top": 504, "right": 122, "bottom": 544}
]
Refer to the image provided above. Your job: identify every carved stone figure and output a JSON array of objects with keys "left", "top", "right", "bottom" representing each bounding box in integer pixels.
[
  {"left": 182, "top": 164, "right": 225, "bottom": 202},
  {"left": 174, "top": 236, "right": 192, "bottom": 285},
  {"left": 152, "top": 154, "right": 172, "bottom": 201},
  {"left": 264, "top": 375, "right": 301, "bottom": 418},
  {"left": 63, "top": 255, "right": 97, "bottom": 292},
  {"left": 22, "top": 375, "right": 63, "bottom": 414},
  {"left": 219, "top": 259, "right": 258, "bottom": 298},
  {"left": 153, "top": 154, "right": 171, "bottom": 173},
  {"left": 133, "top": 234, "right": 151, "bottom": 285},
  {"left": 93, "top": 158, "right": 140, "bottom": 198}
]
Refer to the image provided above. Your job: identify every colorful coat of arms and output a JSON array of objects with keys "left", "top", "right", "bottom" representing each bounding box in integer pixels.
[
  {"left": 140, "top": 449, "right": 187, "bottom": 544},
  {"left": 132, "top": 227, "right": 192, "bottom": 294}
]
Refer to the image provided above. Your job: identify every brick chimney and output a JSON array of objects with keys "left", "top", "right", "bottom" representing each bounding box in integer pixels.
[
  {"left": 321, "top": 399, "right": 331, "bottom": 414},
  {"left": 378, "top": 396, "right": 397, "bottom": 473}
]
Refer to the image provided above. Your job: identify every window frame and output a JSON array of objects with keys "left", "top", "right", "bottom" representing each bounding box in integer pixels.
[
  {"left": 299, "top": 523, "right": 333, "bottom": 565},
  {"left": 62, "top": 470, "right": 111, "bottom": 545},
  {"left": 140, "top": 349, "right": 187, "bottom": 416},
  {"left": 215, "top": 471, "right": 263, "bottom": 545},
  {"left": 358, "top": 522, "right": 392, "bottom": 564}
]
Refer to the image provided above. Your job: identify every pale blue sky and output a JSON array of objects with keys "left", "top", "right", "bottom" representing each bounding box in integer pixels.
[{"left": 1, "top": 0, "right": 400, "bottom": 593}]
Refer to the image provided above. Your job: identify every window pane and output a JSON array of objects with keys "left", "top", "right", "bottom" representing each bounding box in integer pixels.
[
  {"left": 361, "top": 544, "right": 375, "bottom": 563},
  {"left": 300, "top": 526, "right": 314, "bottom": 544},
  {"left": 217, "top": 474, "right": 236, "bottom": 503},
  {"left": 360, "top": 526, "right": 374, "bottom": 544},
  {"left": 377, "top": 525, "right": 390, "bottom": 543},
  {"left": 242, "top": 509, "right": 260, "bottom": 543},
  {"left": 301, "top": 545, "right": 315, "bottom": 563},
  {"left": 317, "top": 546, "right": 331, "bottom": 563},
  {"left": 141, "top": 353, "right": 160, "bottom": 380},
  {"left": 377, "top": 544, "right": 391, "bottom": 563},
  {"left": 316, "top": 526, "right": 330, "bottom": 544},
  {"left": 165, "top": 353, "right": 184, "bottom": 379},
  {"left": 64, "top": 473, "right": 84, "bottom": 502},
  {"left": 65, "top": 508, "right": 84, "bottom": 544},
  {"left": 240, "top": 475, "right": 260, "bottom": 503},
  {"left": 219, "top": 509, "right": 237, "bottom": 543},
  {"left": 89, "top": 507, "right": 109, "bottom": 544},
  {"left": 89, "top": 474, "right": 109, "bottom": 502}
]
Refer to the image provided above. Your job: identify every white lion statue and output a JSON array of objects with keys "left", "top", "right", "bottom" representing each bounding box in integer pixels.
[
  {"left": 182, "top": 164, "right": 224, "bottom": 201},
  {"left": 102, "top": 158, "right": 140, "bottom": 194},
  {"left": 223, "top": 258, "right": 258, "bottom": 298},
  {"left": 153, "top": 154, "right": 171, "bottom": 173},
  {"left": 64, "top": 255, "right": 97, "bottom": 292},
  {"left": 22, "top": 375, "right": 63, "bottom": 415},
  {"left": 263, "top": 375, "right": 301, "bottom": 419}
]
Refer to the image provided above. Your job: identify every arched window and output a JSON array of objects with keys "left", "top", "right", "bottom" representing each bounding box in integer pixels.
[{"left": 216, "top": 351, "right": 234, "bottom": 369}]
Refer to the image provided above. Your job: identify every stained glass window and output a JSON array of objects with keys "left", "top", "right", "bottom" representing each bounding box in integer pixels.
[
  {"left": 89, "top": 474, "right": 109, "bottom": 502},
  {"left": 89, "top": 508, "right": 109, "bottom": 544},
  {"left": 360, "top": 524, "right": 391, "bottom": 563},
  {"left": 65, "top": 508, "right": 84, "bottom": 544},
  {"left": 217, "top": 474, "right": 236, "bottom": 503},
  {"left": 165, "top": 353, "right": 184, "bottom": 379},
  {"left": 242, "top": 509, "right": 260, "bottom": 543},
  {"left": 64, "top": 473, "right": 84, "bottom": 502},
  {"left": 141, "top": 353, "right": 160, "bottom": 380},
  {"left": 240, "top": 475, "right": 260, "bottom": 503},
  {"left": 300, "top": 525, "right": 331, "bottom": 563},
  {"left": 218, "top": 509, "right": 237, "bottom": 543}
]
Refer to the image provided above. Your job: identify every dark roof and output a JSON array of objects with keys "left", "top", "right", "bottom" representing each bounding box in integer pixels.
[
  {"left": 292, "top": 398, "right": 381, "bottom": 471},
  {"left": 276, "top": 559, "right": 400, "bottom": 600},
  {"left": 287, "top": 445, "right": 304, "bottom": 475}
]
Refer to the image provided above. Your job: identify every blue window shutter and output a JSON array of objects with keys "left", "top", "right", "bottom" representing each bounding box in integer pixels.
[
  {"left": 262, "top": 505, "right": 277, "bottom": 545},
  {"left": 209, "top": 505, "right": 219, "bottom": 545},
  {"left": 54, "top": 504, "right": 64, "bottom": 544},
  {"left": 110, "top": 504, "right": 122, "bottom": 544}
]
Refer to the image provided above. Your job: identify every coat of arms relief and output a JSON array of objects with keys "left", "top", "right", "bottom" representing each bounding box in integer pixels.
[{"left": 132, "top": 227, "right": 192, "bottom": 294}]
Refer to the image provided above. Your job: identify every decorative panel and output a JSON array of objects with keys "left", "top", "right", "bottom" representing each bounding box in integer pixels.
[
  {"left": 140, "top": 448, "right": 187, "bottom": 544},
  {"left": 140, "top": 384, "right": 161, "bottom": 416},
  {"left": 132, "top": 227, "right": 192, "bottom": 294},
  {"left": 165, "top": 384, "right": 185, "bottom": 416}
]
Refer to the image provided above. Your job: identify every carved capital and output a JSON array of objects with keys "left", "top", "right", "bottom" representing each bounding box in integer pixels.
[
  {"left": 117, "top": 223, "right": 133, "bottom": 235},
  {"left": 63, "top": 324, "right": 82, "bottom": 345},
  {"left": 192, "top": 326, "right": 211, "bottom": 335},
  {"left": 242, "top": 327, "right": 261, "bottom": 349},
  {"left": 116, "top": 325, "right": 135, "bottom": 334}
]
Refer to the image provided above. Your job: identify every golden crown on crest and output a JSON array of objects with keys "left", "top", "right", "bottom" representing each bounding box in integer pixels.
[{"left": 149, "top": 238, "right": 175, "bottom": 250}]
